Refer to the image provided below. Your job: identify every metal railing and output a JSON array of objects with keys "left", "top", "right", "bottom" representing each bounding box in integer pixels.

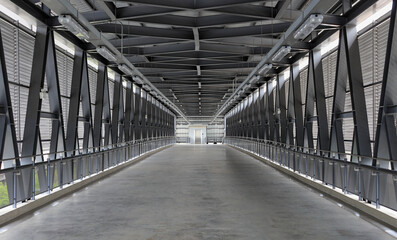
[
  {"left": 224, "top": 136, "right": 397, "bottom": 211},
  {"left": 0, "top": 137, "right": 176, "bottom": 209}
]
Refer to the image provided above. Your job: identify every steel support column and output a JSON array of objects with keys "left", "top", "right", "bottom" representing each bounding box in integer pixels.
[
  {"left": 134, "top": 87, "right": 142, "bottom": 141},
  {"left": 0, "top": 26, "right": 20, "bottom": 203},
  {"left": 286, "top": 64, "right": 304, "bottom": 149},
  {"left": 374, "top": 0, "right": 397, "bottom": 169},
  {"left": 124, "top": 82, "right": 132, "bottom": 142},
  {"left": 304, "top": 50, "right": 329, "bottom": 153},
  {"left": 329, "top": 19, "right": 372, "bottom": 163},
  {"left": 278, "top": 75, "right": 287, "bottom": 144},
  {"left": 93, "top": 63, "right": 107, "bottom": 150},
  {"left": 111, "top": 75, "right": 121, "bottom": 146}
]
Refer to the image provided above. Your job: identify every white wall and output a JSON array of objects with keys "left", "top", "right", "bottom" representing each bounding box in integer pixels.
[{"left": 188, "top": 125, "right": 207, "bottom": 144}]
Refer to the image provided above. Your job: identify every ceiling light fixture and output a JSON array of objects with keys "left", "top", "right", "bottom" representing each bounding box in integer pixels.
[
  {"left": 118, "top": 64, "right": 132, "bottom": 76},
  {"left": 96, "top": 46, "right": 117, "bottom": 62},
  {"left": 249, "top": 75, "right": 261, "bottom": 84},
  {"left": 243, "top": 83, "right": 251, "bottom": 91},
  {"left": 258, "top": 63, "right": 272, "bottom": 75},
  {"left": 272, "top": 45, "right": 291, "bottom": 62},
  {"left": 294, "top": 14, "right": 323, "bottom": 40},
  {"left": 142, "top": 84, "right": 151, "bottom": 91},
  {"left": 58, "top": 15, "right": 89, "bottom": 40},
  {"left": 132, "top": 75, "right": 143, "bottom": 85}
]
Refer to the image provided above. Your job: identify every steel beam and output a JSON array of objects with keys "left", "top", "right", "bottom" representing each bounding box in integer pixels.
[
  {"left": 0, "top": 24, "right": 20, "bottom": 204},
  {"left": 278, "top": 75, "right": 287, "bottom": 144},
  {"left": 124, "top": 82, "right": 132, "bottom": 142},
  {"left": 199, "top": 23, "right": 290, "bottom": 40},
  {"left": 303, "top": 50, "right": 329, "bottom": 153},
  {"left": 134, "top": 87, "right": 142, "bottom": 141},
  {"left": 374, "top": 0, "right": 397, "bottom": 169},
  {"left": 95, "top": 23, "right": 193, "bottom": 40},
  {"left": 0, "top": 22, "right": 19, "bottom": 169},
  {"left": 111, "top": 75, "right": 122, "bottom": 145},
  {"left": 93, "top": 64, "right": 106, "bottom": 149}
]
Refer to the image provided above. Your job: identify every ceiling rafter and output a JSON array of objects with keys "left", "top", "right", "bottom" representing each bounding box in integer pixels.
[{"left": 31, "top": 0, "right": 360, "bottom": 120}]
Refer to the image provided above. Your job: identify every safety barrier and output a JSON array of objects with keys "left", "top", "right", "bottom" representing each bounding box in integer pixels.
[
  {"left": 0, "top": 137, "right": 176, "bottom": 209},
  {"left": 224, "top": 137, "right": 397, "bottom": 211}
]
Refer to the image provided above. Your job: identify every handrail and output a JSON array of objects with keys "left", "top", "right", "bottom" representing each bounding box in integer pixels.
[
  {"left": 0, "top": 136, "right": 176, "bottom": 209},
  {"left": 224, "top": 136, "right": 397, "bottom": 210},
  {"left": 224, "top": 136, "right": 395, "bottom": 166},
  {"left": 0, "top": 137, "right": 176, "bottom": 170},
  {"left": 225, "top": 137, "right": 397, "bottom": 176}
]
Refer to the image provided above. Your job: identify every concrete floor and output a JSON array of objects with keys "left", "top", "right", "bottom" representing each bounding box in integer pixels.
[{"left": 0, "top": 145, "right": 395, "bottom": 240}]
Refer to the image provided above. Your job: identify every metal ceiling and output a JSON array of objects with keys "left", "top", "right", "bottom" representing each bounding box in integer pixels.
[{"left": 10, "top": 0, "right": 367, "bottom": 122}]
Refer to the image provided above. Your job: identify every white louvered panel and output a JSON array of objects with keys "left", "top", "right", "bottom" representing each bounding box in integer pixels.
[
  {"left": 342, "top": 117, "right": 354, "bottom": 142},
  {"left": 322, "top": 56, "right": 330, "bottom": 96},
  {"left": 8, "top": 84, "right": 19, "bottom": 139},
  {"left": 79, "top": 101, "right": 83, "bottom": 117},
  {"left": 18, "top": 30, "right": 34, "bottom": 87},
  {"left": 91, "top": 105, "right": 95, "bottom": 120},
  {"left": 312, "top": 120, "right": 318, "bottom": 150},
  {"left": 56, "top": 49, "right": 73, "bottom": 98},
  {"left": 1, "top": 21, "right": 32, "bottom": 147},
  {"left": 359, "top": 30, "right": 374, "bottom": 86},
  {"left": 372, "top": 20, "right": 388, "bottom": 141},
  {"left": 344, "top": 92, "right": 352, "bottom": 112},
  {"left": 284, "top": 79, "right": 289, "bottom": 105},
  {"left": 1, "top": 19, "right": 17, "bottom": 85},
  {"left": 358, "top": 18, "right": 389, "bottom": 143},
  {"left": 323, "top": 50, "right": 337, "bottom": 97},
  {"left": 40, "top": 94, "right": 52, "bottom": 147},
  {"left": 343, "top": 118, "right": 354, "bottom": 157},
  {"left": 320, "top": 50, "right": 335, "bottom": 135},
  {"left": 56, "top": 50, "right": 66, "bottom": 95},
  {"left": 108, "top": 80, "right": 114, "bottom": 111},
  {"left": 300, "top": 68, "right": 308, "bottom": 105},
  {"left": 375, "top": 19, "right": 389, "bottom": 85},
  {"left": 41, "top": 141, "right": 51, "bottom": 156},
  {"left": 359, "top": 27, "right": 376, "bottom": 143},
  {"left": 313, "top": 101, "right": 317, "bottom": 117},
  {"left": 77, "top": 121, "right": 84, "bottom": 149},
  {"left": 8, "top": 84, "right": 28, "bottom": 142},
  {"left": 326, "top": 97, "right": 333, "bottom": 132},
  {"left": 78, "top": 139, "right": 83, "bottom": 151},
  {"left": 41, "top": 95, "right": 51, "bottom": 112},
  {"left": 61, "top": 97, "right": 70, "bottom": 133},
  {"left": 364, "top": 86, "right": 379, "bottom": 141},
  {"left": 39, "top": 118, "right": 52, "bottom": 143},
  {"left": 88, "top": 67, "right": 97, "bottom": 103},
  {"left": 65, "top": 53, "right": 73, "bottom": 98},
  {"left": 373, "top": 82, "right": 382, "bottom": 138},
  {"left": 18, "top": 86, "right": 28, "bottom": 143},
  {"left": 88, "top": 67, "right": 97, "bottom": 125}
]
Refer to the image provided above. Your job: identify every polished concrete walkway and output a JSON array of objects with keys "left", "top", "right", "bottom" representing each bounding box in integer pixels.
[{"left": 0, "top": 145, "right": 395, "bottom": 240}]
